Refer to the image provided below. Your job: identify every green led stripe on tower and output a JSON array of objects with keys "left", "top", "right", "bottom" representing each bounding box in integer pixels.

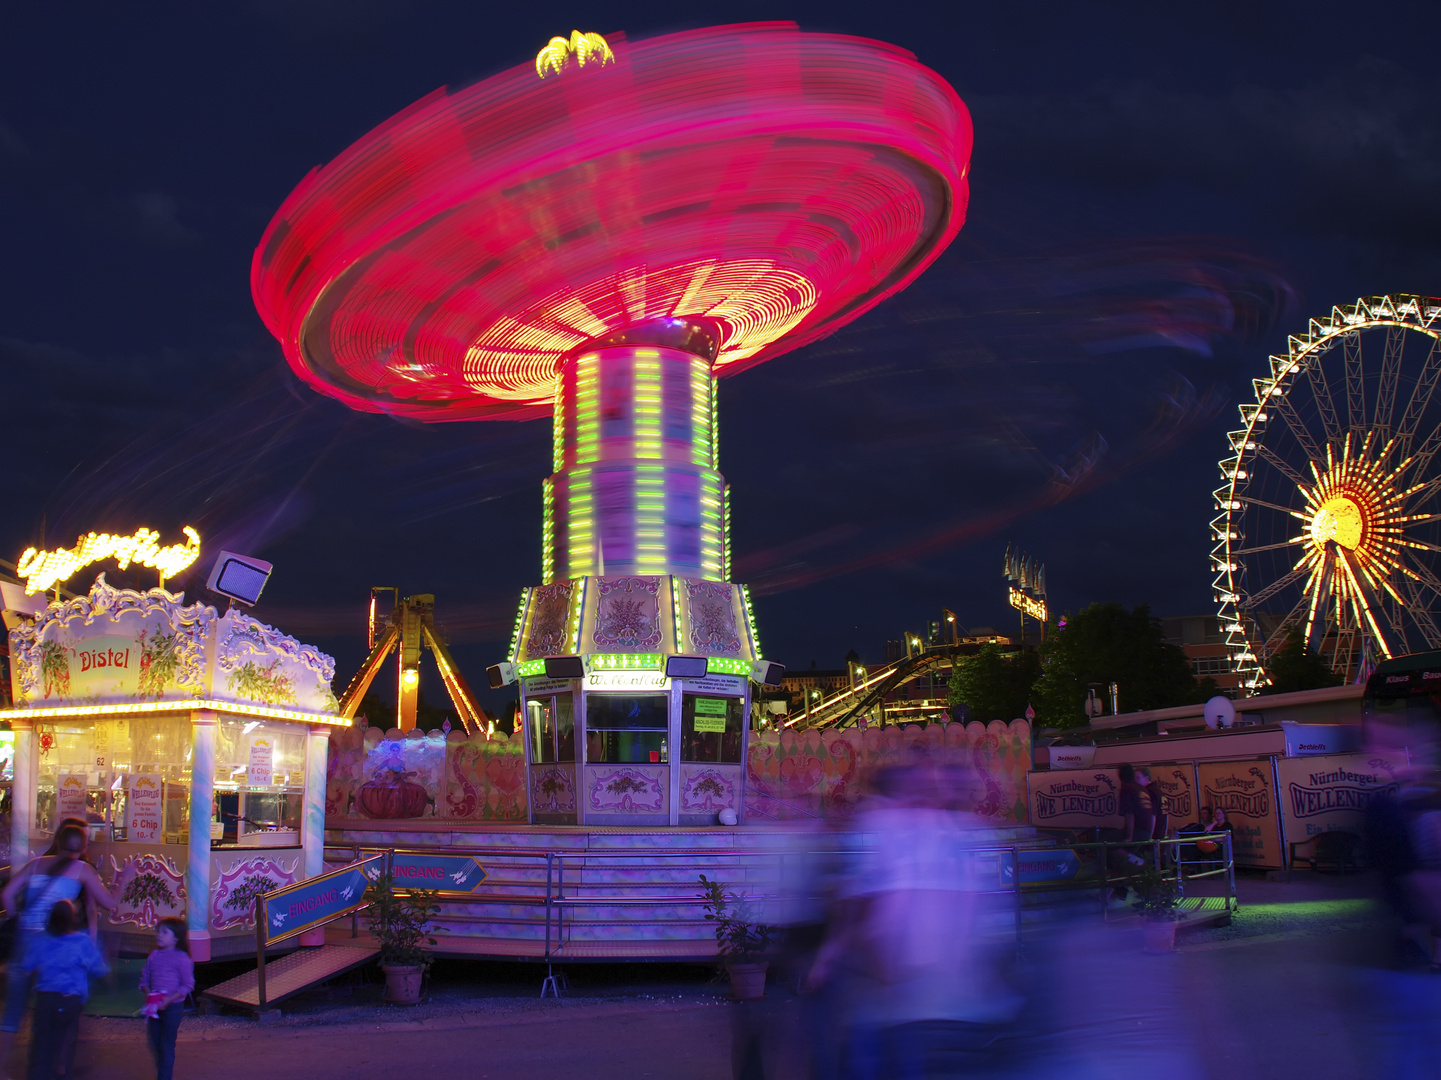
[
  {"left": 542, "top": 477, "right": 556, "bottom": 582},
  {"left": 567, "top": 471, "right": 594, "bottom": 579},
  {"left": 575, "top": 352, "right": 600, "bottom": 466},
  {"left": 709, "top": 372, "right": 719, "bottom": 470},
  {"left": 691, "top": 357, "right": 712, "bottom": 467},
  {"left": 722, "top": 483, "right": 732, "bottom": 581},
  {"left": 634, "top": 349, "right": 663, "bottom": 460},
  {"left": 635, "top": 464, "right": 667, "bottom": 575}
]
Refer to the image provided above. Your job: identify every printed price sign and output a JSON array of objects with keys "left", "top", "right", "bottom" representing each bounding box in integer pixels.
[
  {"left": 693, "top": 697, "right": 729, "bottom": 733},
  {"left": 57, "top": 774, "right": 87, "bottom": 820},
  {"left": 127, "top": 774, "right": 163, "bottom": 843},
  {"left": 248, "top": 736, "right": 274, "bottom": 786}
]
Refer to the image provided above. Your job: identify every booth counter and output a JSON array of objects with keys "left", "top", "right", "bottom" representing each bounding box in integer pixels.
[{"left": 2, "top": 577, "right": 346, "bottom": 960}]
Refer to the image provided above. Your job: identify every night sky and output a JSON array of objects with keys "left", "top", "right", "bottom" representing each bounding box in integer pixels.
[{"left": 4, "top": 1, "right": 1439, "bottom": 715}]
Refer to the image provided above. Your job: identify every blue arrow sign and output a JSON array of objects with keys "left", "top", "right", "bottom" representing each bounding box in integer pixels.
[
  {"left": 261, "top": 855, "right": 381, "bottom": 945},
  {"left": 998, "top": 849, "right": 1081, "bottom": 886},
  {"left": 385, "top": 851, "right": 489, "bottom": 894}
]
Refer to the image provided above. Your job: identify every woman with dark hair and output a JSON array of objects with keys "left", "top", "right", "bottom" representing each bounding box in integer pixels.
[
  {"left": 17, "top": 900, "right": 107, "bottom": 1080},
  {"left": 0, "top": 822, "right": 117, "bottom": 1070},
  {"left": 140, "top": 917, "right": 193, "bottom": 1080}
]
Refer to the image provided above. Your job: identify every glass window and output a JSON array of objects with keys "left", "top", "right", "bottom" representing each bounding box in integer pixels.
[
  {"left": 681, "top": 695, "right": 744, "bottom": 763},
  {"left": 526, "top": 693, "right": 575, "bottom": 764},
  {"left": 586, "top": 694, "right": 668, "bottom": 764},
  {"left": 555, "top": 694, "right": 575, "bottom": 762},
  {"left": 527, "top": 698, "right": 556, "bottom": 764}
]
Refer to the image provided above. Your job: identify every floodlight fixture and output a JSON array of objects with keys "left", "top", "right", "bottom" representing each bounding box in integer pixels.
[{"left": 206, "top": 551, "right": 273, "bottom": 607}]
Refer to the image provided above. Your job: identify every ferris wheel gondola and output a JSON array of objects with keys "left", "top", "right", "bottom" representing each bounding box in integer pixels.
[{"left": 1213, "top": 295, "right": 1441, "bottom": 688}]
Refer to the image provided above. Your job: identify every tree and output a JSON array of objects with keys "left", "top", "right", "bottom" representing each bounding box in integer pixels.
[
  {"left": 1261, "top": 630, "right": 1343, "bottom": 695},
  {"left": 1032, "top": 603, "right": 1206, "bottom": 729},
  {"left": 946, "top": 644, "right": 1042, "bottom": 723}
]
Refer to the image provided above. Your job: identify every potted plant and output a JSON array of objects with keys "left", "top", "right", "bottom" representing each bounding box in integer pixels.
[
  {"left": 1129, "top": 867, "right": 1182, "bottom": 953},
  {"left": 699, "top": 874, "right": 776, "bottom": 1000},
  {"left": 365, "top": 869, "right": 441, "bottom": 1003}
]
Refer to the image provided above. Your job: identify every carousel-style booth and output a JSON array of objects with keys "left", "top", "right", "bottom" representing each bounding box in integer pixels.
[{"left": 1, "top": 576, "right": 344, "bottom": 960}]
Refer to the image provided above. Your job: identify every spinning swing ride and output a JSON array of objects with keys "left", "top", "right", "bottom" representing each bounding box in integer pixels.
[{"left": 1213, "top": 295, "right": 1441, "bottom": 688}]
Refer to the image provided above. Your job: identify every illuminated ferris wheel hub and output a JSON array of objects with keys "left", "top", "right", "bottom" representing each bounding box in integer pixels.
[
  {"left": 1214, "top": 295, "right": 1441, "bottom": 688},
  {"left": 251, "top": 23, "right": 971, "bottom": 816}
]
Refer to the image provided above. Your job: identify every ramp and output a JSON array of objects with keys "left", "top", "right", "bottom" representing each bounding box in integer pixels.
[{"left": 203, "top": 938, "right": 378, "bottom": 1011}]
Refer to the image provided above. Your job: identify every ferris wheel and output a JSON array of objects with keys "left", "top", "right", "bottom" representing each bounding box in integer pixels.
[{"left": 1213, "top": 294, "right": 1441, "bottom": 689}]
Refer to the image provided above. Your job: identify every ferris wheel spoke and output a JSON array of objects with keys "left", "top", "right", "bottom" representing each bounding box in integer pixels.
[
  {"left": 1237, "top": 494, "right": 1305, "bottom": 517},
  {"left": 1344, "top": 332, "right": 1366, "bottom": 435},
  {"left": 1230, "top": 539, "right": 1303, "bottom": 556},
  {"left": 1374, "top": 326, "right": 1407, "bottom": 441},
  {"left": 1404, "top": 420, "right": 1441, "bottom": 489},
  {"left": 1393, "top": 336, "right": 1441, "bottom": 458},
  {"left": 1252, "top": 441, "right": 1309, "bottom": 489},
  {"left": 1244, "top": 563, "right": 1307, "bottom": 608},
  {"left": 1399, "top": 570, "right": 1441, "bottom": 650},
  {"left": 1271, "top": 394, "right": 1326, "bottom": 471},
  {"left": 1262, "top": 589, "right": 1316, "bottom": 654},
  {"left": 1306, "top": 357, "right": 1345, "bottom": 447}
]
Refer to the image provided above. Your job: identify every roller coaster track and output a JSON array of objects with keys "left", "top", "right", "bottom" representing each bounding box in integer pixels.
[{"left": 788, "top": 647, "right": 958, "bottom": 730}]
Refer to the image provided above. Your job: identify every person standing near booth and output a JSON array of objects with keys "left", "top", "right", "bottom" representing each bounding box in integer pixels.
[{"left": 0, "top": 822, "right": 117, "bottom": 1073}]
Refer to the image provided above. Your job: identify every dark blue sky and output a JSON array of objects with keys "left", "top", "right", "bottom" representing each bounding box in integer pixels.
[{"left": 4, "top": 1, "right": 1439, "bottom": 712}]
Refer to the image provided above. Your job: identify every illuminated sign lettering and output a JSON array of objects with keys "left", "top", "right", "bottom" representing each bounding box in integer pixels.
[
  {"left": 1008, "top": 586, "right": 1047, "bottom": 622},
  {"left": 17, "top": 527, "right": 201, "bottom": 595}
]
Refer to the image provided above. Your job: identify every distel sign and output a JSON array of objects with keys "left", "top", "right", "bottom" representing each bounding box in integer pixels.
[{"left": 17, "top": 527, "right": 201, "bottom": 595}]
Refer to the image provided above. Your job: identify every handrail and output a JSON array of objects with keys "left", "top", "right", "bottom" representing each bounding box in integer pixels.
[
  {"left": 316, "top": 833, "right": 1237, "bottom": 965},
  {"left": 253, "top": 852, "right": 383, "bottom": 1010}
]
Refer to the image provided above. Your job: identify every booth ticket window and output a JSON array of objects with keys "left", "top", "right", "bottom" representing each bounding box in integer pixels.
[
  {"left": 526, "top": 693, "right": 575, "bottom": 764},
  {"left": 35, "top": 715, "right": 190, "bottom": 843},
  {"left": 33, "top": 716, "right": 305, "bottom": 848},
  {"left": 211, "top": 719, "right": 305, "bottom": 847},
  {"left": 680, "top": 695, "right": 744, "bottom": 763},
  {"left": 586, "top": 694, "right": 668, "bottom": 764}
]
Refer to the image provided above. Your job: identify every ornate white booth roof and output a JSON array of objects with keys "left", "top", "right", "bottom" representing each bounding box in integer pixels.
[{"left": 3, "top": 575, "right": 342, "bottom": 724}]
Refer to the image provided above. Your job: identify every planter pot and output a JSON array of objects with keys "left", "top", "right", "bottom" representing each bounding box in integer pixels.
[
  {"left": 382, "top": 964, "right": 425, "bottom": 1004},
  {"left": 727, "top": 962, "right": 768, "bottom": 1001},
  {"left": 1143, "top": 919, "right": 1178, "bottom": 954}
]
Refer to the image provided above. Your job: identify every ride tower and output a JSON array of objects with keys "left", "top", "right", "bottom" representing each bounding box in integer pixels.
[{"left": 251, "top": 23, "right": 972, "bottom": 824}]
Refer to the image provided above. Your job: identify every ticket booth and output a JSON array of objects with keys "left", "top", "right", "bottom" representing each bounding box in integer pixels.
[
  {"left": 511, "top": 576, "right": 764, "bottom": 826},
  {"left": 2, "top": 576, "right": 346, "bottom": 960}
]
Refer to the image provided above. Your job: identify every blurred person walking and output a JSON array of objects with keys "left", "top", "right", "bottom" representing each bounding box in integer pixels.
[
  {"left": 0, "top": 822, "right": 116, "bottom": 1077},
  {"left": 807, "top": 762, "right": 1022, "bottom": 1079},
  {"left": 17, "top": 901, "right": 107, "bottom": 1080}
]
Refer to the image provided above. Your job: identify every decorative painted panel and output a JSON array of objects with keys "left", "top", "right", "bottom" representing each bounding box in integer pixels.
[
  {"left": 214, "top": 610, "right": 338, "bottom": 712},
  {"left": 522, "top": 579, "right": 578, "bottom": 659},
  {"left": 108, "top": 850, "right": 186, "bottom": 929},
  {"left": 745, "top": 719, "right": 1031, "bottom": 823},
  {"left": 9, "top": 576, "right": 213, "bottom": 706},
  {"left": 679, "top": 764, "right": 739, "bottom": 815},
  {"left": 530, "top": 764, "right": 577, "bottom": 815},
  {"left": 211, "top": 853, "right": 300, "bottom": 931},
  {"left": 679, "top": 579, "right": 745, "bottom": 658},
  {"left": 6, "top": 575, "right": 338, "bottom": 715},
  {"left": 590, "top": 577, "right": 663, "bottom": 651},
  {"left": 588, "top": 765, "right": 667, "bottom": 814}
]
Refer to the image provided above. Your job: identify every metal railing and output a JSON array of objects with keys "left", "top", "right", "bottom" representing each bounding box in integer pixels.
[{"left": 321, "top": 831, "right": 1236, "bottom": 964}]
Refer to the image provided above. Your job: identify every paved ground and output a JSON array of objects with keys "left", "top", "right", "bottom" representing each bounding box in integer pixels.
[{"left": 14, "top": 871, "right": 1428, "bottom": 1080}]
